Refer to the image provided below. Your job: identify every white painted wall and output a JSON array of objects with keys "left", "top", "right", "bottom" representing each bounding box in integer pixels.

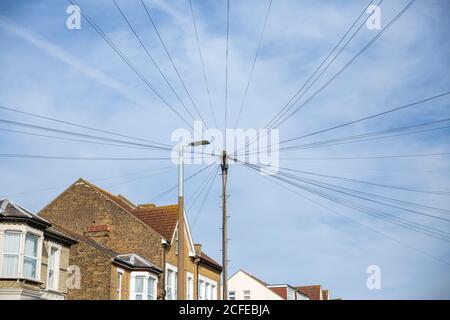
[{"left": 227, "top": 270, "right": 283, "bottom": 300}]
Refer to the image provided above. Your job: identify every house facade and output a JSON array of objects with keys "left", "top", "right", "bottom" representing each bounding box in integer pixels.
[
  {"left": 267, "top": 284, "right": 309, "bottom": 300},
  {"left": 131, "top": 203, "right": 222, "bottom": 300},
  {"left": 296, "top": 285, "right": 331, "bottom": 300},
  {"left": 227, "top": 270, "right": 284, "bottom": 300},
  {"left": 0, "top": 199, "right": 76, "bottom": 300},
  {"left": 39, "top": 178, "right": 221, "bottom": 300}
]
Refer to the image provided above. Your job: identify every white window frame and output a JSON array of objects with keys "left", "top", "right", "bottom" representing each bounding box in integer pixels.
[
  {"left": 46, "top": 242, "right": 61, "bottom": 291},
  {"left": 130, "top": 271, "right": 158, "bottom": 300},
  {"left": 229, "top": 290, "right": 236, "bottom": 300},
  {"left": 116, "top": 268, "right": 124, "bottom": 300},
  {"left": 198, "top": 275, "right": 218, "bottom": 300},
  {"left": 243, "top": 290, "right": 251, "bottom": 300},
  {"left": 165, "top": 263, "right": 178, "bottom": 300},
  {"left": 186, "top": 272, "right": 194, "bottom": 300},
  {"left": 0, "top": 225, "right": 43, "bottom": 282}
]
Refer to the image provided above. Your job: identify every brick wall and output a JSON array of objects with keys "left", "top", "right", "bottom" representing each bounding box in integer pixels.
[{"left": 39, "top": 179, "right": 165, "bottom": 298}]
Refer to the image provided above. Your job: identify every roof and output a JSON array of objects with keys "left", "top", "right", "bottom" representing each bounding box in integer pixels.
[
  {"left": 0, "top": 198, "right": 50, "bottom": 227},
  {"left": 200, "top": 252, "right": 222, "bottom": 271},
  {"left": 296, "top": 285, "right": 322, "bottom": 300},
  {"left": 233, "top": 270, "right": 284, "bottom": 299},
  {"left": 116, "top": 253, "right": 162, "bottom": 272},
  {"left": 130, "top": 204, "right": 178, "bottom": 241},
  {"left": 76, "top": 179, "right": 136, "bottom": 213},
  {"left": 54, "top": 224, "right": 162, "bottom": 273}
]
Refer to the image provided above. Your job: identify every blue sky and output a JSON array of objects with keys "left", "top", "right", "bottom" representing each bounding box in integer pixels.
[{"left": 0, "top": 0, "right": 449, "bottom": 299}]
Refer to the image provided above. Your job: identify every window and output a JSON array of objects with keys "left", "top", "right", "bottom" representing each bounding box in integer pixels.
[
  {"left": 130, "top": 272, "right": 158, "bottom": 300},
  {"left": 186, "top": 273, "right": 194, "bottom": 300},
  {"left": 211, "top": 284, "right": 217, "bottom": 300},
  {"left": 198, "top": 280, "right": 204, "bottom": 300},
  {"left": 47, "top": 246, "right": 60, "bottom": 290},
  {"left": 287, "top": 287, "right": 295, "bottom": 300},
  {"left": 198, "top": 276, "right": 217, "bottom": 300},
  {"left": 23, "top": 233, "right": 38, "bottom": 279},
  {"left": 2, "top": 231, "right": 21, "bottom": 276},
  {"left": 147, "top": 277, "right": 156, "bottom": 300},
  {"left": 134, "top": 276, "right": 145, "bottom": 300},
  {"left": 174, "top": 229, "right": 179, "bottom": 255},
  {"left": 243, "top": 290, "right": 251, "bottom": 300},
  {"left": 165, "top": 265, "right": 178, "bottom": 300},
  {"left": 229, "top": 291, "right": 236, "bottom": 300},
  {"left": 205, "top": 283, "right": 210, "bottom": 300},
  {"left": 116, "top": 269, "right": 123, "bottom": 300},
  {"left": 0, "top": 228, "right": 42, "bottom": 280}
]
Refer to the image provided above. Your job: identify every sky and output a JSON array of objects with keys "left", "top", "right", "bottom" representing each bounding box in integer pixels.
[{"left": 0, "top": 0, "right": 449, "bottom": 299}]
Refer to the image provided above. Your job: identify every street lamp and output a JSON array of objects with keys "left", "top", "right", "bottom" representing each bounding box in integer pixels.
[{"left": 177, "top": 140, "right": 210, "bottom": 300}]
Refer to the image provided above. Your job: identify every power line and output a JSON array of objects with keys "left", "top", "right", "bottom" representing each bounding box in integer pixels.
[
  {"left": 242, "top": 162, "right": 450, "bottom": 242},
  {"left": 188, "top": 0, "right": 218, "bottom": 128},
  {"left": 266, "top": 0, "right": 379, "bottom": 130},
  {"left": 0, "top": 104, "right": 171, "bottom": 147},
  {"left": 140, "top": 0, "right": 208, "bottom": 128},
  {"left": 278, "top": 118, "right": 450, "bottom": 152},
  {"left": 0, "top": 118, "right": 172, "bottom": 151},
  {"left": 233, "top": 0, "right": 381, "bottom": 156},
  {"left": 0, "top": 154, "right": 174, "bottom": 161},
  {"left": 149, "top": 160, "right": 218, "bottom": 203},
  {"left": 244, "top": 164, "right": 450, "bottom": 265},
  {"left": 224, "top": 0, "right": 230, "bottom": 148},
  {"left": 191, "top": 166, "right": 219, "bottom": 228},
  {"left": 112, "top": 0, "right": 198, "bottom": 123},
  {"left": 274, "top": 0, "right": 417, "bottom": 128},
  {"left": 275, "top": 167, "right": 450, "bottom": 198},
  {"left": 279, "top": 90, "right": 450, "bottom": 145},
  {"left": 234, "top": 0, "right": 273, "bottom": 129},
  {"left": 241, "top": 90, "right": 450, "bottom": 155},
  {"left": 67, "top": 0, "right": 193, "bottom": 129},
  {"left": 280, "top": 152, "right": 450, "bottom": 161},
  {"left": 0, "top": 165, "right": 175, "bottom": 199}
]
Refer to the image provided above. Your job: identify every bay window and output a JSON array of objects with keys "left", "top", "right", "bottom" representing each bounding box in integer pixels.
[
  {"left": 130, "top": 271, "right": 158, "bottom": 300},
  {"left": 1, "top": 229, "right": 42, "bottom": 281},
  {"left": 47, "top": 245, "right": 61, "bottom": 291},
  {"left": 2, "top": 231, "right": 21, "bottom": 277},
  {"left": 23, "top": 234, "right": 38, "bottom": 279}
]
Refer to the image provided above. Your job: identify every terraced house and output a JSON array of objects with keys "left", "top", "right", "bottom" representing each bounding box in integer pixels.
[
  {"left": 0, "top": 199, "right": 76, "bottom": 300},
  {"left": 39, "top": 178, "right": 222, "bottom": 300}
]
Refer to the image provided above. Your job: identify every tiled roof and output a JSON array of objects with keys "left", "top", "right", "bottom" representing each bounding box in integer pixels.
[
  {"left": 235, "top": 270, "right": 284, "bottom": 299},
  {"left": 116, "top": 253, "right": 162, "bottom": 272},
  {"left": 0, "top": 198, "right": 50, "bottom": 226},
  {"left": 200, "top": 252, "right": 222, "bottom": 271},
  {"left": 53, "top": 224, "right": 162, "bottom": 273},
  {"left": 131, "top": 204, "right": 178, "bottom": 241},
  {"left": 77, "top": 179, "right": 136, "bottom": 212},
  {"left": 296, "top": 285, "right": 322, "bottom": 300}
]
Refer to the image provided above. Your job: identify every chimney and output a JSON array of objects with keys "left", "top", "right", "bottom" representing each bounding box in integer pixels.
[{"left": 194, "top": 244, "right": 202, "bottom": 256}]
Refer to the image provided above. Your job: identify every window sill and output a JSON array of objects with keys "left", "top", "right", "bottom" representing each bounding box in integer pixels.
[{"left": 0, "top": 276, "right": 44, "bottom": 285}]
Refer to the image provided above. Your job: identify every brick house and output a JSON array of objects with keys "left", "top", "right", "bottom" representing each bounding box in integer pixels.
[
  {"left": 267, "top": 284, "right": 309, "bottom": 300},
  {"left": 0, "top": 199, "right": 76, "bottom": 299},
  {"left": 39, "top": 178, "right": 222, "bottom": 300},
  {"left": 296, "top": 285, "right": 331, "bottom": 300},
  {"left": 131, "top": 203, "right": 222, "bottom": 300}
]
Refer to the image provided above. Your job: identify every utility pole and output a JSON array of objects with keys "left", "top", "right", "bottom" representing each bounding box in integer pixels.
[
  {"left": 178, "top": 140, "right": 210, "bottom": 300},
  {"left": 221, "top": 150, "right": 229, "bottom": 300},
  {"left": 177, "top": 144, "right": 185, "bottom": 300}
]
